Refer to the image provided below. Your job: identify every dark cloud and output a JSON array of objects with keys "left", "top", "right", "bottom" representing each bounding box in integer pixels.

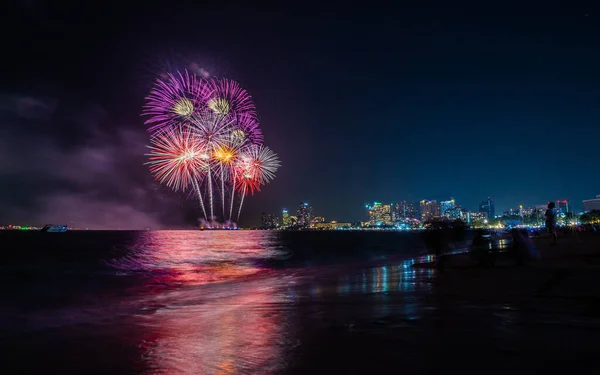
[
  {"left": 0, "top": 94, "right": 193, "bottom": 229},
  {"left": 0, "top": 94, "right": 57, "bottom": 120}
]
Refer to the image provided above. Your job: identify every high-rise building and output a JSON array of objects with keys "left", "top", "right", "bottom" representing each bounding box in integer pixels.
[
  {"left": 297, "top": 202, "right": 314, "bottom": 227},
  {"left": 479, "top": 197, "right": 495, "bottom": 219},
  {"left": 440, "top": 199, "right": 455, "bottom": 219},
  {"left": 281, "top": 209, "right": 290, "bottom": 227},
  {"left": 450, "top": 205, "right": 463, "bottom": 220},
  {"left": 556, "top": 200, "right": 570, "bottom": 214},
  {"left": 420, "top": 200, "right": 440, "bottom": 222},
  {"left": 583, "top": 195, "right": 600, "bottom": 212},
  {"left": 520, "top": 205, "right": 534, "bottom": 216},
  {"left": 467, "top": 211, "right": 488, "bottom": 225},
  {"left": 395, "top": 201, "right": 418, "bottom": 220},
  {"left": 365, "top": 202, "right": 393, "bottom": 225},
  {"left": 261, "top": 213, "right": 278, "bottom": 229}
]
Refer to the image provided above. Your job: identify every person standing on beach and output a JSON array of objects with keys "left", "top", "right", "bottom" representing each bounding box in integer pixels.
[{"left": 545, "top": 202, "right": 558, "bottom": 245}]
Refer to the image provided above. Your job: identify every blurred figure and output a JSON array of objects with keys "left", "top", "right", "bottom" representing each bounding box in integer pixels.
[
  {"left": 421, "top": 220, "right": 467, "bottom": 271},
  {"left": 545, "top": 202, "right": 558, "bottom": 245},
  {"left": 421, "top": 220, "right": 447, "bottom": 271},
  {"left": 510, "top": 228, "right": 540, "bottom": 265},
  {"left": 470, "top": 229, "right": 494, "bottom": 267}
]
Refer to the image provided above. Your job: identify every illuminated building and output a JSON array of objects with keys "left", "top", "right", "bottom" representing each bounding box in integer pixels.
[
  {"left": 467, "top": 211, "right": 488, "bottom": 226},
  {"left": 311, "top": 216, "right": 325, "bottom": 224},
  {"left": 297, "top": 202, "right": 314, "bottom": 227},
  {"left": 395, "top": 201, "right": 418, "bottom": 220},
  {"left": 535, "top": 205, "right": 548, "bottom": 215},
  {"left": 449, "top": 205, "right": 463, "bottom": 220},
  {"left": 479, "top": 197, "right": 495, "bottom": 218},
  {"left": 260, "top": 213, "right": 278, "bottom": 229},
  {"left": 281, "top": 209, "right": 290, "bottom": 227},
  {"left": 583, "top": 195, "right": 600, "bottom": 212},
  {"left": 556, "top": 200, "right": 570, "bottom": 214},
  {"left": 289, "top": 216, "right": 298, "bottom": 226},
  {"left": 440, "top": 199, "right": 455, "bottom": 219},
  {"left": 519, "top": 206, "right": 534, "bottom": 216},
  {"left": 312, "top": 221, "right": 352, "bottom": 230},
  {"left": 366, "top": 202, "right": 393, "bottom": 226},
  {"left": 420, "top": 200, "right": 440, "bottom": 222}
]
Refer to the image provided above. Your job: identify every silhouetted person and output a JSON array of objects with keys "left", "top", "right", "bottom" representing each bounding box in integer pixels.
[{"left": 545, "top": 202, "right": 558, "bottom": 245}]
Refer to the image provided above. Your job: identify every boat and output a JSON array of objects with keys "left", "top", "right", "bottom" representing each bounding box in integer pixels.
[{"left": 40, "top": 224, "right": 68, "bottom": 232}]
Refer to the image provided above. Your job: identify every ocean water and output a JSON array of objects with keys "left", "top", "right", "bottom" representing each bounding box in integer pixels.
[{"left": 1, "top": 230, "right": 598, "bottom": 374}]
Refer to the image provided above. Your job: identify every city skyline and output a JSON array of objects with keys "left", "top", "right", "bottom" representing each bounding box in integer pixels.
[{"left": 259, "top": 195, "right": 592, "bottom": 228}]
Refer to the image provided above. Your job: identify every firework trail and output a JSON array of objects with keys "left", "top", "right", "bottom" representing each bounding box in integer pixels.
[
  {"left": 191, "top": 178, "right": 208, "bottom": 221},
  {"left": 189, "top": 112, "right": 230, "bottom": 220},
  {"left": 214, "top": 144, "right": 238, "bottom": 219},
  {"left": 229, "top": 168, "right": 237, "bottom": 221},
  {"left": 143, "top": 71, "right": 280, "bottom": 224}
]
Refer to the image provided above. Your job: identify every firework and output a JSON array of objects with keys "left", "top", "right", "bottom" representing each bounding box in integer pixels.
[
  {"left": 146, "top": 125, "right": 209, "bottom": 219},
  {"left": 240, "top": 145, "right": 281, "bottom": 185},
  {"left": 146, "top": 125, "right": 207, "bottom": 191},
  {"left": 233, "top": 145, "right": 280, "bottom": 220},
  {"left": 189, "top": 112, "right": 233, "bottom": 220},
  {"left": 142, "top": 70, "right": 212, "bottom": 133},
  {"left": 232, "top": 113, "right": 264, "bottom": 146},
  {"left": 206, "top": 78, "right": 256, "bottom": 118},
  {"left": 143, "top": 71, "right": 280, "bottom": 224},
  {"left": 213, "top": 143, "right": 240, "bottom": 219}
]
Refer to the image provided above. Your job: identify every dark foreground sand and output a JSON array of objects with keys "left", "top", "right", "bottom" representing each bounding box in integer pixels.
[
  {"left": 287, "top": 232, "right": 600, "bottom": 374},
  {"left": 430, "top": 232, "right": 600, "bottom": 302}
]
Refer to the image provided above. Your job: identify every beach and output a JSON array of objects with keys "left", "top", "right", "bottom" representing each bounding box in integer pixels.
[{"left": 1, "top": 230, "right": 599, "bottom": 374}]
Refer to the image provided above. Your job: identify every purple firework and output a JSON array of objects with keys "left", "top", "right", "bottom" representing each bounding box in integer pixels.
[
  {"left": 206, "top": 78, "right": 257, "bottom": 119},
  {"left": 230, "top": 113, "right": 264, "bottom": 146},
  {"left": 142, "top": 69, "right": 213, "bottom": 133}
]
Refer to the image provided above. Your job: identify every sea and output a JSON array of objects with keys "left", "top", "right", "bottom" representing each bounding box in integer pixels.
[{"left": 1, "top": 230, "right": 598, "bottom": 374}]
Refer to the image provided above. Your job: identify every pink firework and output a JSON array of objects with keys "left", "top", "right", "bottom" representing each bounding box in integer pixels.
[
  {"left": 142, "top": 70, "right": 213, "bottom": 133},
  {"left": 145, "top": 125, "right": 208, "bottom": 192}
]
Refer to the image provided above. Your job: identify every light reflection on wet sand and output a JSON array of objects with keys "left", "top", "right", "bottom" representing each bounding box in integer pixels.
[
  {"left": 137, "top": 278, "right": 297, "bottom": 375},
  {"left": 123, "top": 232, "right": 439, "bottom": 374}
]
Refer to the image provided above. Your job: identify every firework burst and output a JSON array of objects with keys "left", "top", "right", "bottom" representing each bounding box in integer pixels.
[
  {"left": 145, "top": 125, "right": 208, "bottom": 191},
  {"left": 206, "top": 78, "right": 256, "bottom": 118},
  {"left": 143, "top": 71, "right": 280, "bottom": 224},
  {"left": 241, "top": 145, "right": 281, "bottom": 185},
  {"left": 142, "top": 70, "right": 212, "bottom": 133}
]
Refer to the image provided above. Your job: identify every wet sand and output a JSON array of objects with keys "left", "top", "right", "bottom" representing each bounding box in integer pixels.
[{"left": 431, "top": 232, "right": 600, "bottom": 301}]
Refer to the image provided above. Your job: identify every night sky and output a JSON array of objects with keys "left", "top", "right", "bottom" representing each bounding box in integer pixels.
[{"left": 1, "top": 1, "right": 599, "bottom": 228}]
